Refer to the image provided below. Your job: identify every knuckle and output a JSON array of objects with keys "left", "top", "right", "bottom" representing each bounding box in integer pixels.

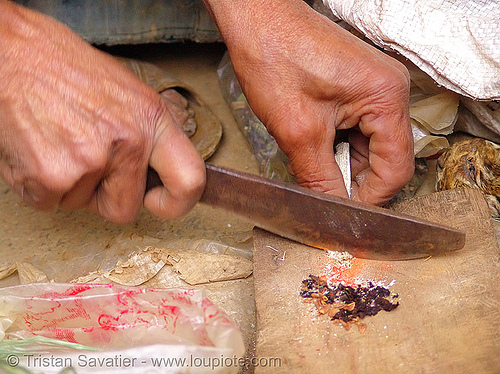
[
  {"left": 172, "top": 163, "right": 206, "bottom": 202},
  {"left": 77, "top": 147, "right": 108, "bottom": 173},
  {"left": 35, "top": 163, "right": 79, "bottom": 194},
  {"left": 273, "top": 115, "right": 325, "bottom": 152},
  {"left": 111, "top": 122, "right": 147, "bottom": 153},
  {"left": 364, "top": 63, "right": 410, "bottom": 103},
  {"left": 142, "top": 92, "right": 170, "bottom": 131},
  {"left": 30, "top": 166, "right": 70, "bottom": 196},
  {"left": 113, "top": 138, "right": 146, "bottom": 166},
  {"left": 152, "top": 164, "right": 205, "bottom": 220},
  {"left": 383, "top": 66, "right": 410, "bottom": 96}
]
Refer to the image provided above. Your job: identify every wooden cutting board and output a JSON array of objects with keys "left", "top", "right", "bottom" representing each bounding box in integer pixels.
[{"left": 253, "top": 188, "right": 500, "bottom": 373}]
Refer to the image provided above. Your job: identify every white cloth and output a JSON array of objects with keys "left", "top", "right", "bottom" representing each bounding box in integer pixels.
[{"left": 323, "top": 0, "right": 500, "bottom": 100}]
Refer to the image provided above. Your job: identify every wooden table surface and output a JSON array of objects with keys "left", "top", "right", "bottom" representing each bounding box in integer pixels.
[{"left": 253, "top": 188, "right": 500, "bottom": 373}]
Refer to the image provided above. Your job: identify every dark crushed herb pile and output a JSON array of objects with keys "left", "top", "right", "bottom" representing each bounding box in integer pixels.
[{"left": 300, "top": 275, "right": 399, "bottom": 333}]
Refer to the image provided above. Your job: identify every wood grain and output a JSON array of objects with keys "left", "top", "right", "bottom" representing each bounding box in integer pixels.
[{"left": 253, "top": 188, "right": 500, "bottom": 373}]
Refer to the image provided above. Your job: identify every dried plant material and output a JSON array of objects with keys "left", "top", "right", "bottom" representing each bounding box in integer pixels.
[
  {"left": 108, "top": 233, "right": 253, "bottom": 262},
  {"left": 437, "top": 138, "right": 500, "bottom": 218},
  {"left": 313, "top": 299, "right": 323, "bottom": 310},
  {"left": 159, "top": 247, "right": 253, "bottom": 285},
  {"left": 72, "top": 245, "right": 253, "bottom": 287},
  {"left": 300, "top": 275, "right": 399, "bottom": 332},
  {"left": 72, "top": 271, "right": 110, "bottom": 284},
  {"left": 0, "top": 263, "right": 16, "bottom": 280},
  {"left": 140, "top": 265, "right": 187, "bottom": 289},
  {"left": 389, "top": 158, "right": 430, "bottom": 202},
  {"left": 104, "top": 247, "right": 166, "bottom": 287},
  {"left": 328, "top": 303, "right": 343, "bottom": 318},
  {"left": 70, "top": 247, "right": 165, "bottom": 286},
  {"left": 356, "top": 321, "right": 368, "bottom": 334},
  {"left": 339, "top": 319, "right": 351, "bottom": 331},
  {"left": 344, "top": 302, "right": 356, "bottom": 311},
  {"left": 318, "top": 304, "right": 331, "bottom": 315},
  {"left": 15, "top": 262, "right": 49, "bottom": 284}
]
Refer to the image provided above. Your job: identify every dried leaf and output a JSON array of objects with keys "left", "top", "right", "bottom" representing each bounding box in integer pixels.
[
  {"left": 344, "top": 302, "right": 356, "bottom": 311},
  {"left": 318, "top": 304, "right": 331, "bottom": 315},
  {"left": 15, "top": 262, "right": 49, "bottom": 284},
  {"left": 0, "top": 263, "right": 16, "bottom": 280},
  {"left": 72, "top": 240, "right": 253, "bottom": 287},
  {"left": 357, "top": 322, "right": 368, "bottom": 334},
  {"left": 104, "top": 248, "right": 166, "bottom": 286},
  {"left": 158, "top": 247, "right": 253, "bottom": 285},
  {"left": 71, "top": 271, "right": 110, "bottom": 284},
  {"left": 328, "top": 304, "right": 342, "bottom": 317}
]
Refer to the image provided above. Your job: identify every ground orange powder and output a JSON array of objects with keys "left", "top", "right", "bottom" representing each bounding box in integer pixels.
[
  {"left": 320, "top": 253, "right": 395, "bottom": 287},
  {"left": 320, "top": 256, "right": 365, "bottom": 286}
]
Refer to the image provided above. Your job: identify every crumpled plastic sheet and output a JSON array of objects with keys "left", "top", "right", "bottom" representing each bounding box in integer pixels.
[
  {"left": 403, "top": 61, "right": 461, "bottom": 158},
  {"left": 0, "top": 283, "right": 245, "bottom": 373},
  {"left": 409, "top": 89, "right": 458, "bottom": 158},
  {"left": 411, "top": 123, "right": 450, "bottom": 159},
  {"left": 323, "top": 0, "right": 500, "bottom": 100},
  {"left": 459, "top": 98, "right": 500, "bottom": 141},
  {"left": 217, "top": 52, "right": 293, "bottom": 182}
]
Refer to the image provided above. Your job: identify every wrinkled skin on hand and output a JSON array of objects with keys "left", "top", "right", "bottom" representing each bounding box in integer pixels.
[
  {"left": 0, "top": 1, "right": 205, "bottom": 223},
  {"left": 205, "top": 0, "right": 414, "bottom": 205}
]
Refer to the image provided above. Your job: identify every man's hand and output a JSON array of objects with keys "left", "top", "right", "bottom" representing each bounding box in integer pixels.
[
  {"left": 204, "top": 0, "right": 414, "bottom": 205},
  {"left": 0, "top": 1, "right": 205, "bottom": 223}
]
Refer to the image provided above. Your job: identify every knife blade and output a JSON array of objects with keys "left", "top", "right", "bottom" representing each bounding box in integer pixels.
[{"left": 146, "top": 164, "right": 466, "bottom": 260}]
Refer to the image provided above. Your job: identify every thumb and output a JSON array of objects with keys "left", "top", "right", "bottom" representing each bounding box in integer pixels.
[{"left": 144, "top": 122, "right": 205, "bottom": 219}]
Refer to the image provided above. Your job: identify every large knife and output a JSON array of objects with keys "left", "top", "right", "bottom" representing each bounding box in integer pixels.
[{"left": 147, "top": 164, "right": 465, "bottom": 260}]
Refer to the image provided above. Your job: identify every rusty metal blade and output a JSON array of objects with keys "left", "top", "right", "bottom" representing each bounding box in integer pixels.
[{"left": 147, "top": 164, "right": 466, "bottom": 260}]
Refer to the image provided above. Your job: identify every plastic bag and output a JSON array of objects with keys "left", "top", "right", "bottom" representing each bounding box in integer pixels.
[
  {"left": 217, "top": 52, "right": 293, "bottom": 182},
  {"left": 0, "top": 283, "right": 245, "bottom": 373}
]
